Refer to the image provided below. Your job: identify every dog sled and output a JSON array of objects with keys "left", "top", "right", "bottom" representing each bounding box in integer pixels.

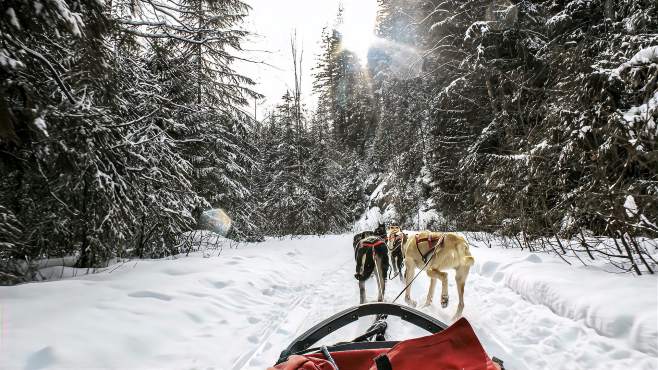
[{"left": 269, "top": 302, "right": 504, "bottom": 370}]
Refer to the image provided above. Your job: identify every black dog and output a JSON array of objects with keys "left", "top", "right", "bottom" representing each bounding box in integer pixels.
[
  {"left": 352, "top": 222, "right": 386, "bottom": 249},
  {"left": 353, "top": 223, "right": 389, "bottom": 304},
  {"left": 386, "top": 229, "right": 406, "bottom": 282}
]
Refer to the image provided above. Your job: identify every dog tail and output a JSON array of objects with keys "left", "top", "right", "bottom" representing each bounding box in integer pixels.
[{"left": 460, "top": 239, "right": 475, "bottom": 267}]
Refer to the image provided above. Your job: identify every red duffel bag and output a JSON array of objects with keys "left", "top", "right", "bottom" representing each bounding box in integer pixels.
[{"left": 270, "top": 318, "right": 501, "bottom": 370}]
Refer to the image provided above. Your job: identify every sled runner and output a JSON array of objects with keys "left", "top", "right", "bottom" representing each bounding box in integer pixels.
[{"left": 270, "top": 303, "right": 504, "bottom": 370}]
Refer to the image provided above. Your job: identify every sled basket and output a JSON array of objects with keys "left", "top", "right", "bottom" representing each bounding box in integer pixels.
[{"left": 270, "top": 303, "right": 503, "bottom": 370}]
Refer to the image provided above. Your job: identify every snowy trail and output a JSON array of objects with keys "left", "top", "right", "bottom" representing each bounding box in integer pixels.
[
  {"left": 235, "top": 257, "right": 354, "bottom": 370},
  {"left": 2, "top": 234, "right": 657, "bottom": 370}
]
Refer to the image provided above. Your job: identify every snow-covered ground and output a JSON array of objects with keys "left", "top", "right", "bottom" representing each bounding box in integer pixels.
[{"left": 2, "top": 234, "right": 657, "bottom": 370}]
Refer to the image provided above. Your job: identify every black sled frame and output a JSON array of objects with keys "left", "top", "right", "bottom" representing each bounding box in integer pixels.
[{"left": 276, "top": 302, "right": 447, "bottom": 365}]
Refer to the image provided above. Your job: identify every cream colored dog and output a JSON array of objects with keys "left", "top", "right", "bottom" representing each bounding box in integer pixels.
[{"left": 402, "top": 231, "right": 474, "bottom": 319}]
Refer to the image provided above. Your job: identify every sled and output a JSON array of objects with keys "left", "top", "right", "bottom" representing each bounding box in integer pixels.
[{"left": 270, "top": 303, "right": 504, "bottom": 370}]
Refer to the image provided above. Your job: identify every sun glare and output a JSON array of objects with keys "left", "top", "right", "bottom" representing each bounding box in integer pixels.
[{"left": 339, "top": 0, "right": 378, "bottom": 63}]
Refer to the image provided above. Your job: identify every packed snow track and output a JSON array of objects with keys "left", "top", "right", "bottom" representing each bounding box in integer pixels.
[{"left": 2, "top": 234, "right": 657, "bottom": 370}]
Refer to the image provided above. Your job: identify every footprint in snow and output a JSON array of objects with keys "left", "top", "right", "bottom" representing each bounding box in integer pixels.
[
  {"left": 248, "top": 317, "right": 261, "bottom": 324},
  {"left": 206, "top": 280, "right": 231, "bottom": 289},
  {"left": 525, "top": 254, "right": 542, "bottom": 263},
  {"left": 184, "top": 291, "right": 210, "bottom": 298},
  {"left": 162, "top": 268, "right": 192, "bottom": 276},
  {"left": 25, "top": 346, "right": 56, "bottom": 370},
  {"left": 247, "top": 335, "right": 260, "bottom": 344},
  {"left": 492, "top": 271, "right": 505, "bottom": 282},
  {"left": 184, "top": 311, "right": 204, "bottom": 324},
  {"left": 128, "top": 291, "right": 173, "bottom": 301}
]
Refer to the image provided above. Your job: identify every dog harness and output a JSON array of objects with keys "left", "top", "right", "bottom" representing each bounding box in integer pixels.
[
  {"left": 415, "top": 233, "right": 445, "bottom": 263},
  {"left": 354, "top": 237, "right": 386, "bottom": 261},
  {"left": 387, "top": 232, "right": 405, "bottom": 253},
  {"left": 361, "top": 239, "right": 385, "bottom": 249}
]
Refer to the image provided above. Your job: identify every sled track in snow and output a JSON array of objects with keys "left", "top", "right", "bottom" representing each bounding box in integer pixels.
[
  {"left": 233, "top": 258, "right": 354, "bottom": 370},
  {"left": 230, "top": 294, "right": 308, "bottom": 370}
]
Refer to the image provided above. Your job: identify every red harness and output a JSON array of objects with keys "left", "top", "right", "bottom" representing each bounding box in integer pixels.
[
  {"left": 361, "top": 240, "right": 385, "bottom": 248},
  {"left": 415, "top": 234, "right": 445, "bottom": 263},
  {"left": 415, "top": 234, "right": 435, "bottom": 244}
]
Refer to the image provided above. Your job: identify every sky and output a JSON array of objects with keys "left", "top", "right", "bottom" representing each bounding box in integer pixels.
[{"left": 235, "top": 0, "right": 378, "bottom": 119}]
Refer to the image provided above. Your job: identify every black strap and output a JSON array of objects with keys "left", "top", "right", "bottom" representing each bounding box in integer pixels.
[
  {"left": 416, "top": 235, "right": 445, "bottom": 263},
  {"left": 415, "top": 236, "right": 424, "bottom": 260},
  {"left": 374, "top": 354, "right": 393, "bottom": 370},
  {"left": 321, "top": 346, "right": 340, "bottom": 370},
  {"left": 492, "top": 356, "right": 505, "bottom": 370},
  {"left": 416, "top": 239, "right": 433, "bottom": 264}
]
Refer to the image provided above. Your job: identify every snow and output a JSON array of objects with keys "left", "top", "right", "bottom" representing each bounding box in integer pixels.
[
  {"left": 409, "top": 200, "right": 447, "bottom": 230},
  {"left": 33, "top": 117, "right": 48, "bottom": 137},
  {"left": 2, "top": 234, "right": 657, "bottom": 370},
  {"left": 625, "top": 195, "right": 639, "bottom": 218},
  {"left": 621, "top": 91, "right": 658, "bottom": 124},
  {"left": 33, "top": 2, "right": 43, "bottom": 15},
  {"left": 616, "top": 46, "right": 658, "bottom": 75},
  {"left": 530, "top": 139, "right": 550, "bottom": 154},
  {"left": 464, "top": 21, "right": 491, "bottom": 42},
  {"left": 50, "top": 0, "right": 84, "bottom": 37},
  {"left": 0, "top": 49, "right": 24, "bottom": 70},
  {"left": 471, "top": 243, "right": 657, "bottom": 358},
  {"left": 6, "top": 8, "right": 20, "bottom": 29},
  {"left": 354, "top": 206, "right": 383, "bottom": 231}
]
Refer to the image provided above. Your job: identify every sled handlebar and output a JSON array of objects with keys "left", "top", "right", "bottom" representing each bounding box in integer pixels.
[{"left": 277, "top": 302, "right": 448, "bottom": 364}]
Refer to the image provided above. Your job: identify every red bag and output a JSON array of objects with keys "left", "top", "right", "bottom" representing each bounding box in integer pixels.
[{"left": 270, "top": 318, "right": 500, "bottom": 370}]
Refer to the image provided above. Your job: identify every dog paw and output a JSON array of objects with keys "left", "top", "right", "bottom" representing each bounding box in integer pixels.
[
  {"left": 441, "top": 295, "right": 449, "bottom": 308},
  {"left": 422, "top": 301, "right": 433, "bottom": 308}
]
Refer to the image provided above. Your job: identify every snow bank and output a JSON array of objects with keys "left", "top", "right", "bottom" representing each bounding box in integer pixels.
[
  {"left": 469, "top": 243, "right": 658, "bottom": 357},
  {"left": 1, "top": 235, "right": 351, "bottom": 370}
]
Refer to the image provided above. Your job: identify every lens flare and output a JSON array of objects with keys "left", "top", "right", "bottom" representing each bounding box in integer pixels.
[{"left": 338, "top": 0, "right": 378, "bottom": 63}]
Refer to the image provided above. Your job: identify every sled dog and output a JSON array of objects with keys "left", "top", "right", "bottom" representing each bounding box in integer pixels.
[
  {"left": 402, "top": 231, "right": 474, "bottom": 319},
  {"left": 353, "top": 222, "right": 386, "bottom": 249},
  {"left": 353, "top": 228, "right": 389, "bottom": 304},
  {"left": 386, "top": 225, "right": 406, "bottom": 281}
]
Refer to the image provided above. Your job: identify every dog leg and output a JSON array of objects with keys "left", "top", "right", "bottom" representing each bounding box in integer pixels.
[
  {"left": 398, "top": 255, "right": 405, "bottom": 282},
  {"left": 438, "top": 271, "right": 449, "bottom": 308},
  {"left": 403, "top": 259, "right": 417, "bottom": 307},
  {"left": 359, "top": 279, "right": 366, "bottom": 304},
  {"left": 423, "top": 269, "right": 447, "bottom": 306},
  {"left": 387, "top": 251, "right": 396, "bottom": 278},
  {"left": 452, "top": 265, "right": 470, "bottom": 319},
  {"left": 423, "top": 276, "right": 436, "bottom": 307},
  {"left": 392, "top": 253, "right": 400, "bottom": 277},
  {"left": 374, "top": 254, "right": 385, "bottom": 302}
]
